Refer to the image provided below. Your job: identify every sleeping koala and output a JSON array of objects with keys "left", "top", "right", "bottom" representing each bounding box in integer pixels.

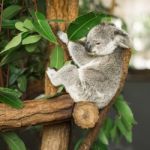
[{"left": 47, "top": 23, "right": 131, "bottom": 108}]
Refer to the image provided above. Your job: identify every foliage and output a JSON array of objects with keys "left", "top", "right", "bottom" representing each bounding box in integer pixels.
[
  {"left": 1, "top": 132, "right": 26, "bottom": 150},
  {"left": 0, "top": 87, "right": 23, "bottom": 108}
]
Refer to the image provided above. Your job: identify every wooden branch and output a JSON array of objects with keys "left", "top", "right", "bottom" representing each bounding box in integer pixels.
[
  {"left": 79, "top": 48, "right": 131, "bottom": 150},
  {"left": 0, "top": 95, "right": 73, "bottom": 131},
  {"left": 73, "top": 102, "right": 99, "bottom": 129}
]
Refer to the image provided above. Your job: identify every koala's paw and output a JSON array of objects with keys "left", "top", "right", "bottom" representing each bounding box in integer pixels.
[
  {"left": 46, "top": 68, "right": 56, "bottom": 80},
  {"left": 57, "top": 31, "right": 68, "bottom": 44}
]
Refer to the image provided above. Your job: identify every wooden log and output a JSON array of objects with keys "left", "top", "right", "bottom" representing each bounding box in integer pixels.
[
  {"left": 79, "top": 48, "right": 131, "bottom": 150},
  {"left": 73, "top": 102, "right": 99, "bottom": 129},
  {"left": 0, "top": 95, "right": 73, "bottom": 131}
]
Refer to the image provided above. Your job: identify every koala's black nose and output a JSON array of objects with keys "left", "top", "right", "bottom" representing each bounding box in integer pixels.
[{"left": 85, "top": 42, "right": 92, "bottom": 52}]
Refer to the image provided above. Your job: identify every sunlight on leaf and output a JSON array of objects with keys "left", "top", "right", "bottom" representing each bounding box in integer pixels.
[
  {"left": 67, "top": 12, "right": 111, "bottom": 41},
  {"left": 22, "top": 35, "right": 41, "bottom": 45},
  {"left": 0, "top": 33, "right": 22, "bottom": 54}
]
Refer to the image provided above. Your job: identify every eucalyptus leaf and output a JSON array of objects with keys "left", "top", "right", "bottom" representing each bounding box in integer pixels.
[
  {"left": 50, "top": 45, "right": 65, "bottom": 69},
  {"left": 1, "top": 132, "right": 26, "bottom": 150},
  {"left": 0, "top": 87, "right": 23, "bottom": 109},
  {"left": 110, "top": 125, "right": 117, "bottom": 140},
  {"left": 25, "top": 43, "right": 38, "bottom": 52},
  {"left": 17, "top": 75, "right": 27, "bottom": 92},
  {"left": 2, "top": 5, "right": 21, "bottom": 19},
  {"left": 67, "top": 12, "right": 111, "bottom": 41},
  {"left": 24, "top": 19, "right": 35, "bottom": 31},
  {"left": 0, "top": 33, "right": 22, "bottom": 54},
  {"left": 116, "top": 117, "right": 132, "bottom": 143},
  {"left": 74, "top": 139, "right": 83, "bottom": 150},
  {"left": 22, "top": 35, "right": 41, "bottom": 45},
  {"left": 0, "top": 50, "right": 26, "bottom": 67},
  {"left": 32, "top": 11, "right": 57, "bottom": 44},
  {"left": 15, "top": 21, "right": 28, "bottom": 32},
  {"left": 103, "top": 118, "right": 113, "bottom": 138},
  {"left": 114, "top": 95, "right": 136, "bottom": 124},
  {"left": 2, "top": 20, "right": 17, "bottom": 29},
  {"left": 98, "top": 129, "right": 109, "bottom": 145}
]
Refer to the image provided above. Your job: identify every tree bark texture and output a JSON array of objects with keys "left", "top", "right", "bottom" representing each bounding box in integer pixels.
[
  {"left": 41, "top": 1, "right": 79, "bottom": 150},
  {"left": 0, "top": 95, "right": 73, "bottom": 131}
]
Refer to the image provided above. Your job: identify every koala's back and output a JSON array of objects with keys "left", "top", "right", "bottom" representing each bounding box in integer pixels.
[{"left": 78, "top": 50, "right": 123, "bottom": 108}]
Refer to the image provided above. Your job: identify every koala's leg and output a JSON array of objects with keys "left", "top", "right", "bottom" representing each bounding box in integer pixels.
[
  {"left": 47, "top": 64, "right": 80, "bottom": 87},
  {"left": 46, "top": 68, "right": 62, "bottom": 86},
  {"left": 68, "top": 42, "right": 93, "bottom": 66}
]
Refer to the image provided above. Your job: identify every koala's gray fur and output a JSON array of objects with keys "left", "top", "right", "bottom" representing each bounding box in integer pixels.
[{"left": 47, "top": 23, "right": 131, "bottom": 108}]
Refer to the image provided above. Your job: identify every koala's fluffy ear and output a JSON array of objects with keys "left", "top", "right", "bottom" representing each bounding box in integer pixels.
[{"left": 114, "top": 29, "right": 131, "bottom": 49}]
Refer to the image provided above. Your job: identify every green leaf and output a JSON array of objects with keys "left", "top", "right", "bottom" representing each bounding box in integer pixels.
[
  {"left": 1, "top": 132, "right": 26, "bottom": 150},
  {"left": 0, "top": 51, "right": 25, "bottom": 67},
  {"left": 32, "top": 11, "right": 57, "bottom": 44},
  {"left": 23, "top": 19, "right": 35, "bottom": 31},
  {"left": 98, "top": 129, "right": 109, "bottom": 145},
  {"left": 22, "top": 35, "right": 41, "bottom": 45},
  {"left": 114, "top": 95, "right": 136, "bottom": 124},
  {"left": 17, "top": 75, "right": 27, "bottom": 92},
  {"left": 110, "top": 125, "right": 117, "bottom": 140},
  {"left": 74, "top": 139, "right": 83, "bottom": 150},
  {"left": 91, "top": 142, "right": 107, "bottom": 150},
  {"left": 15, "top": 21, "right": 28, "bottom": 32},
  {"left": 2, "top": 5, "right": 22, "bottom": 19},
  {"left": 103, "top": 118, "right": 113, "bottom": 138},
  {"left": 0, "top": 33, "right": 22, "bottom": 54},
  {"left": 25, "top": 43, "right": 38, "bottom": 52},
  {"left": 67, "top": 12, "right": 111, "bottom": 41},
  {"left": 2, "top": 20, "right": 17, "bottom": 29},
  {"left": 50, "top": 45, "right": 65, "bottom": 69},
  {"left": 0, "top": 87, "right": 23, "bottom": 109},
  {"left": 116, "top": 117, "right": 132, "bottom": 143}
]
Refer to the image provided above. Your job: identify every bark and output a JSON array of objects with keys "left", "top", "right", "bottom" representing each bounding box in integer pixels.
[
  {"left": 0, "top": 95, "right": 73, "bottom": 131},
  {"left": 79, "top": 48, "right": 131, "bottom": 150},
  {"left": 41, "top": 1, "right": 79, "bottom": 150}
]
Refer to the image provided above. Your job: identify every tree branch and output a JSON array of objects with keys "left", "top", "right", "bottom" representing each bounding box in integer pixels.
[{"left": 0, "top": 95, "right": 73, "bottom": 131}]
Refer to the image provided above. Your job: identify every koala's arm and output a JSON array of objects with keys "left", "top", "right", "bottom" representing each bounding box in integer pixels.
[
  {"left": 57, "top": 31, "right": 93, "bottom": 66},
  {"left": 68, "top": 41, "right": 94, "bottom": 66}
]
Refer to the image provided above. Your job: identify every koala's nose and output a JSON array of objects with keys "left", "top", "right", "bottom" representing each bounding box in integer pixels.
[{"left": 85, "top": 43, "right": 92, "bottom": 52}]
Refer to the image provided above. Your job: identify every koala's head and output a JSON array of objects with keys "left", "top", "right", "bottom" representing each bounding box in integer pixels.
[{"left": 85, "top": 23, "right": 131, "bottom": 56}]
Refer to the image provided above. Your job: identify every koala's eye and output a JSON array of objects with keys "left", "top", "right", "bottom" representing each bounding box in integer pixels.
[{"left": 96, "top": 42, "right": 101, "bottom": 45}]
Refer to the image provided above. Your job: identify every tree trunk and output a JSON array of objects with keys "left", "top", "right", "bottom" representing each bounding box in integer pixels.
[{"left": 41, "top": 1, "right": 78, "bottom": 150}]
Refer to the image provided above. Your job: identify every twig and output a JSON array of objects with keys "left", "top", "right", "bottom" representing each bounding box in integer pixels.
[{"left": 33, "top": 0, "right": 38, "bottom": 12}]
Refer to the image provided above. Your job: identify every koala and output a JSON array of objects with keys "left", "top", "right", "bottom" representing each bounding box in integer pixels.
[{"left": 47, "top": 23, "right": 131, "bottom": 109}]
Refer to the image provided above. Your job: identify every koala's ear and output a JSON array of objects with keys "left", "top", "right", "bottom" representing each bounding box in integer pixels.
[{"left": 114, "top": 29, "right": 131, "bottom": 49}]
